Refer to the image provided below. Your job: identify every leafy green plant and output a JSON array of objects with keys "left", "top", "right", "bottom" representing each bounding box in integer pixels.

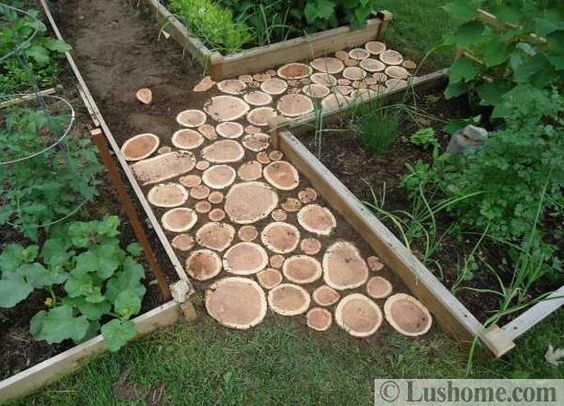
[
  {"left": 0, "top": 4, "right": 70, "bottom": 94},
  {"left": 442, "top": 0, "right": 563, "bottom": 118},
  {"left": 410, "top": 127, "right": 440, "bottom": 150},
  {"left": 170, "top": 0, "right": 252, "bottom": 53},
  {"left": 0, "top": 107, "right": 103, "bottom": 240},
  {"left": 417, "top": 87, "right": 563, "bottom": 240},
  {"left": 0, "top": 216, "right": 146, "bottom": 351}
]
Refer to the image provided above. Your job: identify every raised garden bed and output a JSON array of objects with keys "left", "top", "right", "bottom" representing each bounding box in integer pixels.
[
  {"left": 142, "top": 0, "right": 392, "bottom": 79},
  {"left": 270, "top": 84, "right": 563, "bottom": 357},
  {"left": 0, "top": 1, "right": 193, "bottom": 401}
]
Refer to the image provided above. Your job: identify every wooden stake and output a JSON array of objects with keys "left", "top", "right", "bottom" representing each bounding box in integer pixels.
[{"left": 91, "top": 128, "right": 172, "bottom": 301}]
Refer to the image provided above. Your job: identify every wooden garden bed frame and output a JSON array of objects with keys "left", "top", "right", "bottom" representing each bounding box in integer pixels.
[
  {"left": 266, "top": 75, "right": 563, "bottom": 358},
  {"left": 141, "top": 0, "right": 392, "bottom": 80}
]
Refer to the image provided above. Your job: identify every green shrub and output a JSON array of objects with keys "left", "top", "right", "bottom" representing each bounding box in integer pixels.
[
  {"left": 0, "top": 216, "right": 146, "bottom": 351},
  {"left": 0, "top": 107, "right": 103, "bottom": 240},
  {"left": 0, "top": 4, "right": 70, "bottom": 94},
  {"left": 442, "top": 0, "right": 563, "bottom": 118},
  {"left": 171, "top": 0, "right": 252, "bottom": 53}
]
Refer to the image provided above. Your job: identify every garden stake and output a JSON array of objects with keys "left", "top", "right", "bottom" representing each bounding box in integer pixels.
[{"left": 90, "top": 128, "right": 172, "bottom": 301}]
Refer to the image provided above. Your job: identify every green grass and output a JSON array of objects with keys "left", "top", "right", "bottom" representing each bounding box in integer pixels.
[
  {"left": 377, "top": 0, "right": 455, "bottom": 71},
  {"left": 14, "top": 308, "right": 563, "bottom": 405}
]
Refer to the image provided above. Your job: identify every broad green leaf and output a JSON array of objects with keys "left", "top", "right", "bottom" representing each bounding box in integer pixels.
[
  {"left": 482, "top": 39, "right": 511, "bottom": 67},
  {"left": 477, "top": 81, "right": 514, "bottom": 107},
  {"left": 114, "top": 290, "right": 142, "bottom": 319},
  {"left": 30, "top": 305, "right": 90, "bottom": 344},
  {"left": 25, "top": 45, "right": 50, "bottom": 65},
  {"left": 0, "top": 275, "right": 33, "bottom": 308},
  {"left": 101, "top": 319, "right": 136, "bottom": 352},
  {"left": 64, "top": 297, "right": 112, "bottom": 321},
  {"left": 304, "top": 0, "right": 335, "bottom": 23},
  {"left": 21, "top": 262, "right": 67, "bottom": 288},
  {"left": 126, "top": 243, "right": 143, "bottom": 257},
  {"left": 448, "top": 58, "right": 478, "bottom": 83},
  {"left": 44, "top": 38, "right": 71, "bottom": 53},
  {"left": 105, "top": 257, "right": 146, "bottom": 303},
  {"left": 451, "top": 21, "right": 485, "bottom": 48},
  {"left": 441, "top": 1, "right": 478, "bottom": 22},
  {"left": 96, "top": 216, "right": 120, "bottom": 239},
  {"left": 444, "top": 82, "right": 467, "bottom": 99},
  {"left": 41, "top": 237, "right": 73, "bottom": 268},
  {"left": 64, "top": 271, "right": 104, "bottom": 302},
  {"left": 0, "top": 244, "right": 25, "bottom": 271}
]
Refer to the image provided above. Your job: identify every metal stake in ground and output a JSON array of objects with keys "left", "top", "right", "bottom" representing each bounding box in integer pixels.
[{"left": 91, "top": 128, "right": 172, "bottom": 301}]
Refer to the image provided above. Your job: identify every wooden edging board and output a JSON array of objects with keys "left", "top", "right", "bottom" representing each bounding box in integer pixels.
[
  {"left": 38, "top": 0, "right": 194, "bottom": 292},
  {"left": 268, "top": 70, "right": 563, "bottom": 355},
  {"left": 0, "top": 301, "right": 181, "bottom": 403},
  {"left": 141, "top": 0, "right": 392, "bottom": 80}
]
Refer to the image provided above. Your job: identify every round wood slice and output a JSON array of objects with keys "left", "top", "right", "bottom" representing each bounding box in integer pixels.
[
  {"left": 277, "top": 63, "right": 312, "bottom": 80},
  {"left": 202, "top": 140, "right": 245, "bottom": 163},
  {"left": 335, "top": 293, "right": 383, "bottom": 337},
  {"left": 261, "top": 222, "right": 300, "bottom": 254},
  {"left": 202, "top": 165, "right": 236, "bottom": 189},
  {"left": 217, "top": 79, "right": 247, "bottom": 95},
  {"left": 310, "top": 57, "right": 344, "bottom": 74},
  {"left": 306, "top": 307, "right": 332, "bottom": 331},
  {"left": 185, "top": 249, "right": 222, "bottom": 281},
  {"left": 384, "top": 293, "right": 432, "bottom": 336},
  {"left": 223, "top": 242, "right": 268, "bottom": 275},
  {"left": 322, "top": 241, "right": 368, "bottom": 290},
  {"left": 268, "top": 283, "right": 311, "bottom": 316},
  {"left": 282, "top": 255, "right": 322, "bottom": 284},
  {"left": 264, "top": 161, "right": 300, "bottom": 191},
  {"left": 176, "top": 109, "right": 207, "bottom": 127},
  {"left": 147, "top": 183, "right": 188, "bottom": 208},
  {"left": 195, "top": 222, "right": 236, "bottom": 251},
  {"left": 256, "top": 268, "right": 283, "bottom": 290},
  {"left": 364, "top": 41, "right": 386, "bottom": 55},
  {"left": 244, "top": 91, "right": 273, "bottom": 107},
  {"left": 216, "top": 122, "right": 244, "bottom": 139},
  {"left": 379, "top": 49, "right": 404, "bottom": 66},
  {"left": 297, "top": 204, "right": 336, "bottom": 235},
  {"left": 225, "top": 181, "right": 278, "bottom": 224},
  {"left": 246, "top": 107, "right": 278, "bottom": 127},
  {"left": 312, "top": 285, "right": 340, "bottom": 307},
  {"left": 366, "top": 276, "right": 393, "bottom": 299},
  {"left": 121, "top": 133, "right": 160, "bottom": 161},
  {"left": 204, "top": 95, "right": 250, "bottom": 121},
  {"left": 161, "top": 207, "right": 197, "bottom": 232},
  {"left": 171, "top": 129, "right": 204, "bottom": 150},
  {"left": 206, "top": 277, "right": 267, "bottom": 329}
]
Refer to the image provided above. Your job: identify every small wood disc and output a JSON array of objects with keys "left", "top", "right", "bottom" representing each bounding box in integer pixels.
[
  {"left": 348, "top": 48, "right": 370, "bottom": 60},
  {"left": 379, "top": 49, "right": 404, "bottom": 66},
  {"left": 121, "top": 133, "right": 160, "bottom": 161},
  {"left": 238, "top": 225, "right": 258, "bottom": 242},
  {"left": 223, "top": 242, "right": 268, "bottom": 275},
  {"left": 195, "top": 201, "right": 212, "bottom": 214},
  {"left": 242, "top": 133, "right": 270, "bottom": 152},
  {"left": 190, "top": 185, "right": 211, "bottom": 200},
  {"left": 204, "top": 95, "right": 250, "bottom": 121},
  {"left": 179, "top": 174, "right": 202, "bottom": 188},
  {"left": 312, "top": 285, "right": 340, "bottom": 307},
  {"left": 277, "top": 63, "right": 312, "bottom": 80},
  {"left": 256, "top": 151, "right": 271, "bottom": 164},
  {"left": 269, "top": 150, "right": 283, "bottom": 161},
  {"left": 384, "top": 293, "right": 432, "bottom": 337},
  {"left": 402, "top": 60, "right": 417, "bottom": 70},
  {"left": 366, "top": 276, "right": 393, "bottom": 299},
  {"left": 298, "top": 187, "right": 318, "bottom": 204},
  {"left": 238, "top": 160, "right": 263, "bottom": 181},
  {"left": 268, "top": 283, "right": 311, "bottom": 316},
  {"left": 277, "top": 94, "right": 314, "bottom": 117},
  {"left": 302, "top": 84, "right": 330, "bottom": 99},
  {"left": 176, "top": 109, "right": 207, "bottom": 127},
  {"left": 256, "top": 268, "right": 283, "bottom": 290},
  {"left": 209, "top": 208, "right": 226, "bottom": 222},
  {"left": 300, "top": 238, "right": 321, "bottom": 255},
  {"left": 171, "top": 234, "right": 194, "bottom": 251},
  {"left": 224, "top": 181, "right": 278, "bottom": 224},
  {"left": 171, "top": 129, "right": 204, "bottom": 150},
  {"left": 385, "top": 65, "right": 409, "bottom": 80},
  {"left": 367, "top": 256, "right": 385, "bottom": 271},
  {"left": 306, "top": 307, "right": 332, "bottom": 331},
  {"left": 185, "top": 249, "right": 222, "bottom": 281},
  {"left": 310, "top": 57, "right": 344, "bottom": 74},
  {"left": 193, "top": 76, "right": 215, "bottom": 92},
  {"left": 260, "top": 78, "right": 288, "bottom": 95},
  {"left": 217, "top": 78, "right": 247, "bottom": 95},
  {"left": 297, "top": 204, "right": 336, "bottom": 236},
  {"left": 147, "top": 183, "right": 188, "bottom": 207},
  {"left": 269, "top": 254, "right": 285, "bottom": 269},
  {"left": 359, "top": 58, "right": 386, "bottom": 73},
  {"left": 205, "top": 277, "right": 267, "bottom": 329},
  {"left": 246, "top": 107, "right": 278, "bottom": 127},
  {"left": 208, "top": 191, "right": 224, "bottom": 204},
  {"left": 136, "top": 88, "right": 152, "bottom": 105},
  {"left": 196, "top": 222, "right": 236, "bottom": 251},
  {"left": 271, "top": 208, "right": 288, "bottom": 222},
  {"left": 282, "top": 255, "right": 322, "bottom": 284},
  {"left": 216, "top": 122, "right": 244, "bottom": 139},
  {"left": 364, "top": 41, "right": 386, "bottom": 55},
  {"left": 198, "top": 124, "right": 217, "bottom": 140},
  {"left": 202, "top": 140, "right": 245, "bottom": 163},
  {"left": 261, "top": 222, "right": 300, "bottom": 254},
  {"left": 244, "top": 91, "right": 273, "bottom": 107},
  {"left": 264, "top": 161, "right": 300, "bottom": 190},
  {"left": 322, "top": 241, "right": 368, "bottom": 290},
  {"left": 196, "top": 160, "right": 210, "bottom": 171},
  {"left": 161, "top": 207, "right": 197, "bottom": 232},
  {"left": 342, "top": 67, "right": 367, "bottom": 81},
  {"left": 202, "top": 165, "right": 236, "bottom": 189},
  {"left": 335, "top": 293, "right": 383, "bottom": 337},
  {"left": 281, "top": 197, "right": 301, "bottom": 212},
  {"left": 335, "top": 50, "right": 349, "bottom": 61},
  {"left": 310, "top": 72, "right": 337, "bottom": 86}
]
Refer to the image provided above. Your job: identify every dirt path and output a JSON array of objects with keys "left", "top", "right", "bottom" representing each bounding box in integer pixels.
[{"left": 54, "top": 0, "right": 433, "bottom": 338}]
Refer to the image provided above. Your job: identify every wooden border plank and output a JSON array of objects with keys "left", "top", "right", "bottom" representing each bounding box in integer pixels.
[
  {"left": 39, "top": 0, "right": 193, "bottom": 288},
  {"left": 273, "top": 129, "right": 510, "bottom": 354},
  {"left": 138, "top": 0, "right": 392, "bottom": 80},
  {"left": 210, "top": 15, "right": 388, "bottom": 79},
  {"left": 0, "top": 301, "right": 180, "bottom": 403},
  {"left": 275, "top": 69, "right": 449, "bottom": 137},
  {"left": 140, "top": 0, "right": 222, "bottom": 69},
  {"left": 501, "top": 286, "right": 564, "bottom": 341}
]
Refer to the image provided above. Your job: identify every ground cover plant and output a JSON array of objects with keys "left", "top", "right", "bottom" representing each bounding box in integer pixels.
[
  {"left": 0, "top": 1, "right": 70, "bottom": 94},
  {"left": 0, "top": 106, "right": 102, "bottom": 240},
  {"left": 168, "top": 0, "right": 379, "bottom": 52},
  {"left": 0, "top": 216, "right": 146, "bottom": 351}
]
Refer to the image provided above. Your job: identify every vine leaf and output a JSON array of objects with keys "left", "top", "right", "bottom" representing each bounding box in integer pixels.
[
  {"left": 441, "top": 1, "right": 479, "bottom": 22},
  {"left": 114, "top": 290, "right": 142, "bottom": 319},
  {"left": 0, "top": 274, "right": 34, "bottom": 308},
  {"left": 102, "top": 319, "right": 136, "bottom": 352},
  {"left": 30, "top": 305, "right": 89, "bottom": 344},
  {"left": 448, "top": 58, "right": 478, "bottom": 83}
]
